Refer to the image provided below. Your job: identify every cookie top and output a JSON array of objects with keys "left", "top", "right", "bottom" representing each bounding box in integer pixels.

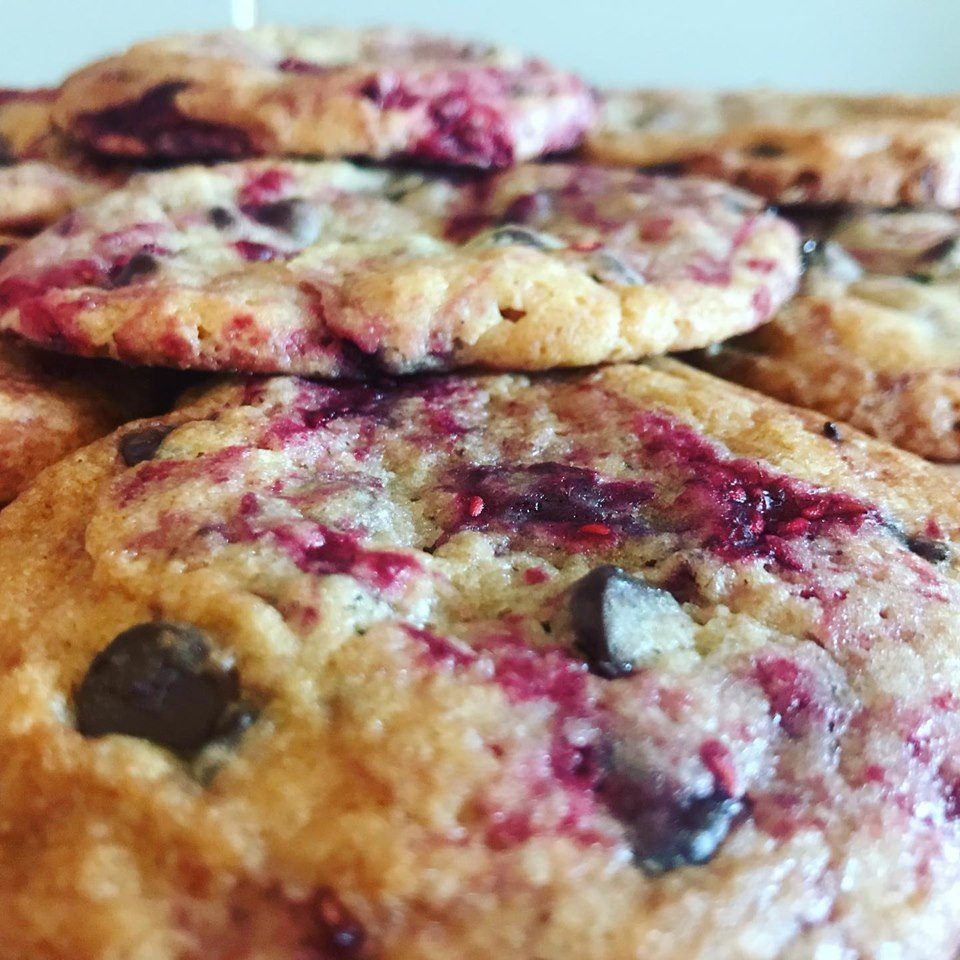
[
  {"left": 0, "top": 89, "right": 108, "bottom": 231},
  {"left": 53, "top": 26, "right": 595, "bottom": 168},
  {"left": 0, "top": 159, "right": 800, "bottom": 375},
  {"left": 586, "top": 89, "right": 960, "bottom": 207},
  {"left": 2, "top": 360, "right": 960, "bottom": 958},
  {"left": 697, "top": 208, "right": 960, "bottom": 461}
]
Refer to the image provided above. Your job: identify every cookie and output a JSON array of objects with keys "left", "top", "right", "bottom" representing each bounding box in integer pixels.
[
  {"left": 53, "top": 26, "right": 595, "bottom": 168},
  {"left": 0, "top": 89, "right": 108, "bottom": 231},
  {"left": 696, "top": 207, "right": 960, "bottom": 461},
  {"left": 2, "top": 360, "right": 960, "bottom": 957},
  {"left": 0, "top": 336, "right": 177, "bottom": 505},
  {"left": 0, "top": 159, "right": 800, "bottom": 375},
  {"left": 586, "top": 89, "right": 960, "bottom": 207}
]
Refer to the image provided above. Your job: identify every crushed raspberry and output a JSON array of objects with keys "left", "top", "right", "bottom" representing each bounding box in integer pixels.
[
  {"left": 238, "top": 168, "right": 293, "bottom": 206},
  {"left": 699, "top": 739, "right": 739, "bottom": 795},
  {"left": 73, "top": 81, "right": 254, "bottom": 159},
  {"left": 416, "top": 93, "right": 515, "bottom": 168},
  {"left": 501, "top": 191, "right": 553, "bottom": 224},
  {"left": 752, "top": 656, "right": 818, "bottom": 738},
  {"left": 640, "top": 216, "right": 673, "bottom": 242},
  {"left": 234, "top": 240, "right": 282, "bottom": 262},
  {"left": 448, "top": 462, "right": 654, "bottom": 547},
  {"left": 751, "top": 285, "right": 773, "bottom": 317},
  {"left": 247, "top": 519, "right": 419, "bottom": 595},
  {"left": 523, "top": 567, "right": 549, "bottom": 585},
  {"left": 633, "top": 411, "right": 880, "bottom": 568},
  {"left": 359, "top": 74, "right": 422, "bottom": 111}
]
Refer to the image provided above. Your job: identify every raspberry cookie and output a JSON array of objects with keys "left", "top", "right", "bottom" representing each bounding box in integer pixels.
[
  {"left": 0, "top": 160, "right": 799, "bottom": 374},
  {"left": 53, "top": 27, "right": 595, "bottom": 168},
  {"left": 697, "top": 208, "right": 960, "bottom": 461},
  {"left": 587, "top": 89, "right": 960, "bottom": 207},
  {"left": 0, "top": 89, "right": 108, "bottom": 231},
  {"left": 2, "top": 360, "right": 960, "bottom": 957}
]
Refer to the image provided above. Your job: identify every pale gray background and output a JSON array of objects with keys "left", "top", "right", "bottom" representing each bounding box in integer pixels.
[{"left": 3, "top": 0, "right": 959, "bottom": 92}]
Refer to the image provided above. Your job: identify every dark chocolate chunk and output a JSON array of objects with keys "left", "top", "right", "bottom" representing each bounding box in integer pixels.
[
  {"left": 243, "top": 197, "right": 320, "bottom": 245},
  {"left": 920, "top": 236, "right": 957, "bottom": 263},
  {"left": 208, "top": 205, "right": 236, "bottom": 229},
  {"left": 748, "top": 142, "right": 785, "bottom": 158},
  {"left": 569, "top": 565, "right": 669, "bottom": 679},
  {"left": 822, "top": 421, "right": 842, "bottom": 441},
  {"left": 631, "top": 788, "right": 747, "bottom": 874},
  {"left": 474, "top": 225, "right": 558, "bottom": 251},
  {"left": 75, "top": 621, "right": 240, "bottom": 755},
  {"left": 588, "top": 250, "right": 643, "bottom": 286},
  {"left": 598, "top": 759, "right": 748, "bottom": 874},
  {"left": 118, "top": 424, "right": 173, "bottom": 466},
  {"left": 110, "top": 251, "right": 159, "bottom": 287},
  {"left": 905, "top": 535, "right": 950, "bottom": 564},
  {"left": 800, "top": 237, "right": 820, "bottom": 272}
]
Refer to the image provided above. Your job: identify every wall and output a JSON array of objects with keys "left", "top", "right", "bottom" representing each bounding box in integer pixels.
[{"left": 2, "top": 0, "right": 958, "bottom": 92}]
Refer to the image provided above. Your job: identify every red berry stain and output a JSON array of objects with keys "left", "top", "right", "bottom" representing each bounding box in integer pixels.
[
  {"left": 234, "top": 240, "right": 282, "bottom": 262},
  {"left": 73, "top": 82, "right": 254, "bottom": 159},
  {"left": 238, "top": 167, "right": 293, "bottom": 206},
  {"left": 633, "top": 410, "right": 880, "bottom": 568},
  {"left": 700, "top": 739, "right": 738, "bottom": 795},
  {"left": 752, "top": 656, "right": 820, "bottom": 738},
  {"left": 359, "top": 68, "right": 522, "bottom": 167},
  {"left": 447, "top": 462, "right": 655, "bottom": 548}
]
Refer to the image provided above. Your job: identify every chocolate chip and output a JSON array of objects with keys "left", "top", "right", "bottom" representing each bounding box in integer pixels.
[
  {"left": 800, "top": 237, "right": 820, "bottom": 272},
  {"left": 306, "top": 889, "right": 368, "bottom": 957},
  {"left": 920, "top": 236, "right": 958, "bottom": 263},
  {"left": 905, "top": 535, "right": 950, "bottom": 564},
  {"left": 208, "top": 205, "right": 236, "bottom": 229},
  {"left": 631, "top": 788, "right": 747, "bottom": 875},
  {"left": 588, "top": 250, "right": 643, "bottom": 286},
  {"left": 641, "top": 162, "right": 685, "bottom": 177},
  {"left": 118, "top": 424, "right": 173, "bottom": 466},
  {"left": 822, "top": 421, "right": 842, "bottom": 441},
  {"left": 110, "top": 251, "right": 159, "bottom": 287},
  {"left": 212, "top": 700, "right": 259, "bottom": 744},
  {"left": 570, "top": 566, "right": 679, "bottom": 679},
  {"left": 382, "top": 173, "right": 424, "bottom": 200},
  {"left": 0, "top": 134, "right": 13, "bottom": 166},
  {"left": 748, "top": 142, "right": 785, "bottom": 158},
  {"left": 191, "top": 701, "right": 259, "bottom": 784},
  {"left": 75, "top": 621, "right": 240, "bottom": 755},
  {"left": 597, "top": 752, "right": 749, "bottom": 874},
  {"left": 244, "top": 198, "right": 320, "bottom": 245},
  {"left": 470, "top": 225, "right": 561, "bottom": 251}
]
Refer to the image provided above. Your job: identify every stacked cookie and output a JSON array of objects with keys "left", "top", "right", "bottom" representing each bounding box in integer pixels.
[
  {"left": 590, "top": 90, "right": 960, "bottom": 462},
  {"left": 2, "top": 27, "right": 960, "bottom": 960}
]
